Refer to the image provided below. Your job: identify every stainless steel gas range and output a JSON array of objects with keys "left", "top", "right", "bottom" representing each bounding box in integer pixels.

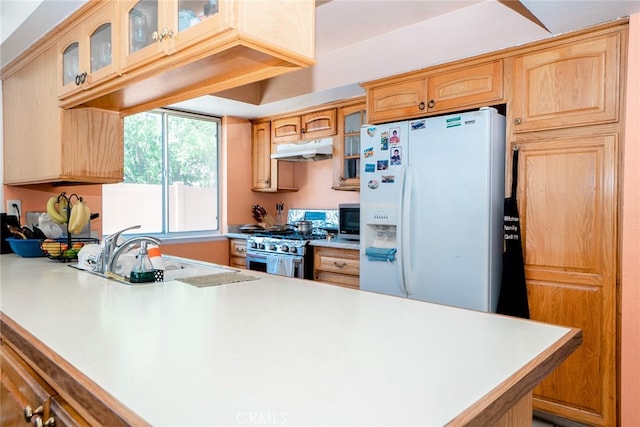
[{"left": 245, "top": 209, "right": 338, "bottom": 279}]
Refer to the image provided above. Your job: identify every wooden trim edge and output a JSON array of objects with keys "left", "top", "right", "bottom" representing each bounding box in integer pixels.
[{"left": 447, "top": 326, "right": 582, "bottom": 426}]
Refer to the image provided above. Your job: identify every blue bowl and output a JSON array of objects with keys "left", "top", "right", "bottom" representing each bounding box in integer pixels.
[{"left": 6, "top": 238, "right": 45, "bottom": 257}]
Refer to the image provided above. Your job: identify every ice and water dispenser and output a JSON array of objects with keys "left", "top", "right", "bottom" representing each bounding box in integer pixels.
[{"left": 362, "top": 205, "right": 398, "bottom": 262}]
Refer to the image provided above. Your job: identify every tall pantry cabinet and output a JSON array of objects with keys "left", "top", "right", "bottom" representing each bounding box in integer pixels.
[{"left": 510, "top": 27, "right": 625, "bottom": 426}]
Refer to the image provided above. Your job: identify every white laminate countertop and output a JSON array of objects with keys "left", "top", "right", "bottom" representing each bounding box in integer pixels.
[{"left": 1, "top": 254, "right": 576, "bottom": 426}]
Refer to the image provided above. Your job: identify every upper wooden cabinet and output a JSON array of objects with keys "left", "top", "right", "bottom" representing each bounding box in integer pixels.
[
  {"left": 512, "top": 33, "right": 621, "bottom": 132},
  {"left": 364, "top": 60, "right": 503, "bottom": 124},
  {"left": 251, "top": 121, "right": 272, "bottom": 191},
  {"left": 333, "top": 102, "right": 366, "bottom": 191},
  {"left": 120, "top": 0, "right": 226, "bottom": 72},
  {"left": 271, "top": 109, "right": 337, "bottom": 144},
  {"left": 4, "top": 45, "right": 123, "bottom": 185},
  {"left": 51, "top": 0, "right": 315, "bottom": 113},
  {"left": 58, "top": 2, "right": 119, "bottom": 99},
  {"left": 251, "top": 121, "right": 297, "bottom": 193},
  {"left": 120, "top": 0, "right": 168, "bottom": 72}
]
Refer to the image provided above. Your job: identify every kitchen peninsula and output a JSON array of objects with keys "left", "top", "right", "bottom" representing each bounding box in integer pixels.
[{"left": 0, "top": 254, "right": 581, "bottom": 426}]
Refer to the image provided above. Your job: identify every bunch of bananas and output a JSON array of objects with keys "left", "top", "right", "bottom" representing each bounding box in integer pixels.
[
  {"left": 46, "top": 194, "right": 91, "bottom": 235},
  {"left": 46, "top": 196, "right": 68, "bottom": 224},
  {"left": 67, "top": 199, "right": 91, "bottom": 235}
]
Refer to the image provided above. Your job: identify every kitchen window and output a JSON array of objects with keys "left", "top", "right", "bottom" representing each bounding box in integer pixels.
[{"left": 102, "top": 109, "right": 220, "bottom": 237}]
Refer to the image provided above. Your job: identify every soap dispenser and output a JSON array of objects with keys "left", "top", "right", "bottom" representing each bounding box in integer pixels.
[{"left": 129, "top": 242, "right": 156, "bottom": 283}]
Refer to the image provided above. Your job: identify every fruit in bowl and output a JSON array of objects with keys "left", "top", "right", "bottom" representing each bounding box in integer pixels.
[{"left": 41, "top": 239, "right": 65, "bottom": 257}]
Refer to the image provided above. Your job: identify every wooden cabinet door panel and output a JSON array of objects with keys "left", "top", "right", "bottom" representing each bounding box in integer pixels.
[
  {"left": 301, "top": 109, "right": 336, "bottom": 138},
  {"left": 517, "top": 133, "right": 617, "bottom": 426},
  {"left": 84, "top": 3, "right": 119, "bottom": 88},
  {"left": 427, "top": 60, "right": 503, "bottom": 112},
  {"left": 120, "top": 0, "right": 168, "bottom": 73},
  {"left": 229, "top": 239, "right": 247, "bottom": 269},
  {"left": 513, "top": 33, "right": 620, "bottom": 132},
  {"left": 315, "top": 271, "right": 359, "bottom": 289},
  {"left": 251, "top": 122, "right": 272, "bottom": 190},
  {"left": 314, "top": 247, "right": 360, "bottom": 276},
  {"left": 58, "top": 3, "right": 119, "bottom": 100},
  {"left": 333, "top": 102, "right": 365, "bottom": 190},
  {"left": 1, "top": 344, "right": 54, "bottom": 426},
  {"left": 519, "top": 135, "right": 617, "bottom": 284},
  {"left": 529, "top": 282, "right": 612, "bottom": 425},
  {"left": 271, "top": 116, "right": 302, "bottom": 143},
  {"left": 367, "top": 78, "right": 426, "bottom": 123}
]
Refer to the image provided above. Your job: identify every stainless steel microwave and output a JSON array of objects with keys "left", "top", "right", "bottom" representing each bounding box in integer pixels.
[{"left": 338, "top": 203, "right": 360, "bottom": 241}]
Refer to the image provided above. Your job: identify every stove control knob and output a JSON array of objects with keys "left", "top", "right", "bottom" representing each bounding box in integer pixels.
[
  {"left": 269, "top": 244, "right": 277, "bottom": 251},
  {"left": 250, "top": 242, "right": 257, "bottom": 249},
  {"left": 290, "top": 246, "right": 298, "bottom": 255},
  {"left": 281, "top": 245, "right": 289, "bottom": 253},
  {"left": 258, "top": 243, "right": 265, "bottom": 250}
]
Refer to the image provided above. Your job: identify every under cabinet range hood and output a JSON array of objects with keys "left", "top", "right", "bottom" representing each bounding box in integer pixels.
[{"left": 270, "top": 138, "right": 334, "bottom": 162}]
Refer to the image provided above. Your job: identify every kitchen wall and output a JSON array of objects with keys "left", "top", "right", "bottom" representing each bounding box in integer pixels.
[
  {"left": 224, "top": 117, "right": 358, "bottom": 226},
  {"left": 621, "top": 12, "right": 640, "bottom": 426}
]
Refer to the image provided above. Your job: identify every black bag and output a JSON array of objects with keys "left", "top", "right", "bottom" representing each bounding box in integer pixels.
[{"left": 497, "top": 147, "right": 530, "bottom": 318}]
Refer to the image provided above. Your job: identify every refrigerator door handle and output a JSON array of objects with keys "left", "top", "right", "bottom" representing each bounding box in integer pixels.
[{"left": 401, "top": 165, "right": 413, "bottom": 297}]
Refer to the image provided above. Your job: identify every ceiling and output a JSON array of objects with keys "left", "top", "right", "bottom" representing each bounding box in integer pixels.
[{"left": 2, "top": 0, "right": 639, "bottom": 119}]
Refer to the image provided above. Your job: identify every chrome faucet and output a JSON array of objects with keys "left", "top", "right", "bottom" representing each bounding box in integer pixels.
[
  {"left": 107, "top": 236, "right": 161, "bottom": 277},
  {"left": 98, "top": 225, "right": 161, "bottom": 275}
]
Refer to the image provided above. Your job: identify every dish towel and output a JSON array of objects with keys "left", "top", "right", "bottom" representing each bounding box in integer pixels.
[
  {"left": 266, "top": 255, "right": 295, "bottom": 276},
  {"left": 365, "top": 247, "right": 397, "bottom": 262},
  {"left": 266, "top": 254, "right": 283, "bottom": 275}
]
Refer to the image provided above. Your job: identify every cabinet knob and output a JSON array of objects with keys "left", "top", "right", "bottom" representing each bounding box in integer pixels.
[
  {"left": 75, "top": 74, "right": 81, "bottom": 86},
  {"left": 339, "top": 176, "right": 345, "bottom": 181},
  {"left": 80, "top": 72, "right": 87, "bottom": 84},
  {"left": 418, "top": 101, "right": 425, "bottom": 110},
  {"left": 152, "top": 31, "right": 160, "bottom": 42},
  {"left": 427, "top": 100, "right": 435, "bottom": 108},
  {"left": 160, "top": 28, "right": 174, "bottom": 40},
  {"left": 24, "top": 405, "right": 43, "bottom": 422},
  {"left": 514, "top": 118, "right": 522, "bottom": 125}
]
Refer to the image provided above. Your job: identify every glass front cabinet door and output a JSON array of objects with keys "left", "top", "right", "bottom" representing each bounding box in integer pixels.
[
  {"left": 121, "top": 0, "right": 223, "bottom": 73},
  {"left": 58, "top": 3, "right": 118, "bottom": 99},
  {"left": 121, "top": 0, "right": 165, "bottom": 71},
  {"left": 334, "top": 103, "right": 366, "bottom": 191}
]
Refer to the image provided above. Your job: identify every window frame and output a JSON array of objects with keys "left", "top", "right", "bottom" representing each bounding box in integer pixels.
[{"left": 102, "top": 108, "right": 222, "bottom": 242}]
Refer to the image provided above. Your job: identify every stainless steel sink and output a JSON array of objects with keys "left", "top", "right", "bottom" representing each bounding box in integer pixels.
[{"left": 71, "top": 256, "right": 238, "bottom": 285}]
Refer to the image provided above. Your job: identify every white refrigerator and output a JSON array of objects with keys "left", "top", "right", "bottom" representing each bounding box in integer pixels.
[{"left": 359, "top": 107, "right": 505, "bottom": 312}]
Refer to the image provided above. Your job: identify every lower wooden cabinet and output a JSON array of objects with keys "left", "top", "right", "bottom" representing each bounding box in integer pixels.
[
  {"left": 313, "top": 246, "right": 360, "bottom": 289},
  {"left": 1, "top": 342, "right": 88, "bottom": 427},
  {"left": 1, "top": 316, "right": 148, "bottom": 426},
  {"left": 229, "top": 238, "right": 247, "bottom": 269}
]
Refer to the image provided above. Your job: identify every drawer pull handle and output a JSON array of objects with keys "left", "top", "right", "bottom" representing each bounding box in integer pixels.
[
  {"left": 34, "top": 416, "right": 56, "bottom": 427},
  {"left": 24, "top": 405, "right": 43, "bottom": 422},
  {"left": 236, "top": 248, "right": 246, "bottom": 254},
  {"left": 334, "top": 262, "right": 347, "bottom": 268}
]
